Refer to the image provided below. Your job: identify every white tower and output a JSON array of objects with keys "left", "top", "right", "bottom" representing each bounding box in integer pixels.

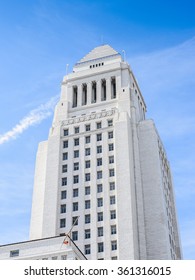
[{"left": 30, "top": 45, "right": 182, "bottom": 260}]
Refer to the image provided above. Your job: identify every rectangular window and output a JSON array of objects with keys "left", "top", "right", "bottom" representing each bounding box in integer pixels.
[
  {"left": 108, "top": 143, "right": 114, "bottom": 151},
  {"left": 74, "top": 138, "right": 79, "bottom": 146},
  {"left": 85, "top": 124, "right": 90, "bottom": 131},
  {"left": 74, "top": 126, "right": 79, "bottom": 134},
  {"left": 61, "top": 204, "right": 66, "bottom": 213},
  {"left": 63, "top": 140, "right": 68, "bottom": 148},
  {"left": 72, "top": 231, "right": 78, "bottom": 241},
  {"left": 97, "top": 184, "right": 103, "bottom": 193},
  {"left": 73, "top": 188, "right": 79, "bottom": 197},
  {"left": 97, "top": 171, "right": 102, "bottom": 179},
  {"left": 73, "top": 175, "right": 79, "bottom": 184},
  {"left": 98, "top": 242, "right": 104, "bottom": 253},
  {"left": 109, "top": 169, "right": 115, "bottom": 177},
  {"left": 63, "top": 152, "right": 68, "bottom": 160},
  {"left": 85, "top": 229, "right": 91, "bottom": 239},
  {"left": 85, "top": 244, "right": 91, "bottom": 255},
  {"left": 98, "top": 227, "right": 104, "bottom": 237},
  {"left": 85, "top": 160, "right": 90, "bottom": 168},
  {"left": 85, "top": 173, "right": 90, "bottom": 182},
  {"left": 97, "top": 133, "right": 102, "bottom": 141},
  {"left": 85, "top": 214, "right": 90, "bottom": 224},
  {"left": 62, "top": 164, "right": 67, "bottom": 173},
  {"left": 60, "top": 218, "right": 66, "bottom": 228},
  {"left": 72, "top": 216, "right": 78, "bottom": 226},
  {"left": 101, "top": 79, "right": 106, "bottom": 101},
  {"left": 111, "top": 225, "right": 117, "bottom": 235},
  {"left": 74, "top": 150, "right": 79, "bottom": 158},
  {"left": 108, "top": 119, "right": 113, "bottom": 126},
  {"left": 61, "top": 190, "right": 67, "bottom": 199},
  {"left": 109, "top": 156, "right": 114, "bottom": 164},
  {"left": 85, "top": 186, "right": 90, "bottom": 195},
  {"left": 74, "top": 162, "right": 79, "bottom": 171},
  {"left": 110, "top": 182, "right": 115, "bottom": 190},
  {"left": 92, "top": 81, "right": 97, "bottom": 103},
  {"left": 85, "top": 136, "right": 90, "bottom": 144},
  {"left": 108, "top": 131, "right": 113, "bottom": 139},
  {"left": 110, "top": 210, "right": 116, "bottom": 219},
  {"left": 62, "top": 177, "right": 67, "bottom": 186},
  {"left": 111, "top": 77, "right": 116, "bottom": 99},
  {"left": 97, "top": 145, "right": 102, "bottom": 154},
  {"left": 112, "top": 256, "right": 118, "bottom": 260},
  {"left": 111, "top": 240, "right": 117, "bottom": 250},
  {"left": 97, "top": 212, "right": 103, "bottom": 222},
  {"left": 73, "top": 202, "right": 78, "bottom": 211},
  {"left": 82, "top": 83, "right": 87, "bottom": 105},
  {"left": 97, "top": 197, "right": 103, "bottom": 207},
  {"left": 97, "top": 158, "right": 102, "bottom": 166},
  {"left": 73, "top": 86, "right": 78, "bottom": 108},
  {"left": 96, "top": 122, "right": 102, "bottom": 129},
  {"left": 85, "top": 148, "right": 90, "bottom": 156},
  {"left": 85, "top": 200, "right": 91, "bottom": 209},
  {"left": 10, "top": 250, "right": 19, "bottom": 258},
  {"left": 63, "top": 129, "right": 69, "bottom": 136}
]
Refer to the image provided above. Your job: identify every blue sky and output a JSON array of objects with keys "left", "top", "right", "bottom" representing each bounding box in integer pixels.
[{"left": 0, "top": 0, "right": 195, "bottom": 259}]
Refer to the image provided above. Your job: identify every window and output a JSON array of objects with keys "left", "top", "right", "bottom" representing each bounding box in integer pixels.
[
  {"left": 61, "top": 204, "right": 66, "bottom": 213},
  {"left": 101, "top": 79, "right": 106, "bottom": 101},
  {"left": 85, "top": 160, "right": 90, "bottom": 169},
  {"left": 85, "top": 173, "right": 90, "bottom": 182},
  {"left": 111, "top": 77, "right": 116, "bottom": 99},
  {"left": 98, "top": 227, "right": 104, "bottom": 237},
  {"left": 62, "top": 164, "right": 67, "bottom": 173},
  {"left": 97, "top": 184, "right": 103, "bottom": 193},
  {"left": 97, "top": 158, "right": 102, "bottom": 166},
  {"left": 74, "top": 126, "right": 79, "bottom": 134},
  {"left": 85, "top": 148, "right": 90, "bottom": 156},
  {"left": 64, "top": 129, "right": 69, "bottom": 136},
  {"left": 73, "top": 175, "right": 79, "bottom": 184},
  {"left": 97, "top": 171, "right": 102, "bottom": 179},
  {"left": 109, "top": 156, "right": 114, "bottom": 164},
  {"left": 97, "top": 197, "right": 103, "bottom": 207},
  {"left": 97, "top": 145, "right": 102, "bottom": 154},
  {"left": 74, "top": 138, "right": 79, "bottom": 146},
  {"left": 61, "top": 190, "right": 67, "bottom": 199},
  {"left": 98, "top": 242, "right": 104, "bottom": 253},
  {"left": 110, "top": 210, "right": 116, "bottom": 219},
  {"left": 73, "top": 188, "right": 79, "bottom": 197},
  {"left": 63, "top": 140, "right": 68, "bottom": 148},
  {"left": 72, "top": 231, "right": 78, "bottom": 241},
  {"left": 60, "top": 218, "right": 66, "bottom": 228},
  {"left": 62, "top": 177, "right": 67, "bottom": 186},
  {"left": 97, "top": 133, "right": 102, "bottom": 141},
  {"left": 85, "top": 244, "right": 91, "bottom": 255},
  {"left": 73, "top": 86, "right": 78, "bottom": 108},
  {"left": 108, "top": 119, "right": 113, "bottom": 126},
  {"left": 96, "top": 122, "right": 102, "bottom": 129},
  {"left": 74, "top": 150, "right": 79, "bottom": 158},
  {"left": 63, "top": 152, "right": 68, "bottom": 160},
  {"left": 110, "top": 196, "right": 116, "bottom": 205},
  {"left": 73, "top": 202, "right": 78, "bottom": 211},
  {"left": 92, "top": 81, "right": 97, "bottom": 103},
  {"left": 72, "top": 216, "right": 78, "bottom": 226},
  {"left": 61, "top": 255, "right": 67, "bottom": 260},
  {"left": 85, "top": 124, "right": 90, "bottom": 131},
  {"left": 10, "top": 250, "right": 19, "bottom": 258},
  {"left": 111, "top": 225, "right": 117, "bottom": 235},
  {"left": 109, "top": 169, "right": 115, "bottom": 177},
  {"left": 85, "top": 186, "right": 90, "bottom": 195},
  {"left": 85, "top": 214, "right": 90, "bottom": 224},
  {"left": 74, "top": 162, "right": 79, "bottom": 171},
  {"left": 85, "top": 136, "right": 90, "bottom": 144},
  {"left": 85, "top": 229, "right": 91, "bottom": 239},
  {"left": 111, "top": 256, "right": 118, "bottom": 260},
  {"left": 108, "top": 143, "right": 114, "bottom": 151},
  {"left": 110, "top": 182, "right": 115, "bottom": 190},
  {"left": 82, "top": 83, "right": 87, "bottom": 105},
  {"left": 111, "top": 240, "right": 117, "bottom": 250},
  {"left": 85, "top": 200, "right": 90, "bottom": 209},
  {"left": 108, "top": 131, "right": 113, "bottom": 139},
  {"left": 98, "top": 212, "right": 103, "bottom": 222}
]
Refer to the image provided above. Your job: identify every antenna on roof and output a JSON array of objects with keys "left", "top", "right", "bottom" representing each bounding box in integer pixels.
[{"left": 122, "top": 50, "right": 126, "bottom": 62}]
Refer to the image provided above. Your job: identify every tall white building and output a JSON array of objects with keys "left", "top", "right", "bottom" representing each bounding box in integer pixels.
[{"left": 29, "top": 45, "right": 182, "bottom": 260}]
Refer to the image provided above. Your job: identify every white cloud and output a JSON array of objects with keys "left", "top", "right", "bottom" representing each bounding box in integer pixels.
[{"left": 0, "top": 95, "right": 59, "bottom": 145}]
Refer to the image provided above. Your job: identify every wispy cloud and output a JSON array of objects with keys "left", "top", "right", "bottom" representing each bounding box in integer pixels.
[{"left": 0, "top": 95, "right": 59, "bottom": 145}]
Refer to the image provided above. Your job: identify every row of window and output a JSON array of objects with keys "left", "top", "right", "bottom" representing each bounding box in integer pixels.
[
  {"left": 85, "top": 241, "right": 117, "bottom": 255},
  {"left": 60, "top": 210, "right": 116, "bottom": 228},
  {"left": 63, "top": 120, "right": 113, "bottom": 136},
  {"left": 63, "top": 143, "right": 114, "bottom": 160},
  {"left": 63, "top": 131, "right": 113, "bottom": 148}
]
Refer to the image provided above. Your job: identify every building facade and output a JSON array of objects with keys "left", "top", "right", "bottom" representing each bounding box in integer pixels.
[{"left": 29, "top": 45, "right": 182, "bottom": 260}]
